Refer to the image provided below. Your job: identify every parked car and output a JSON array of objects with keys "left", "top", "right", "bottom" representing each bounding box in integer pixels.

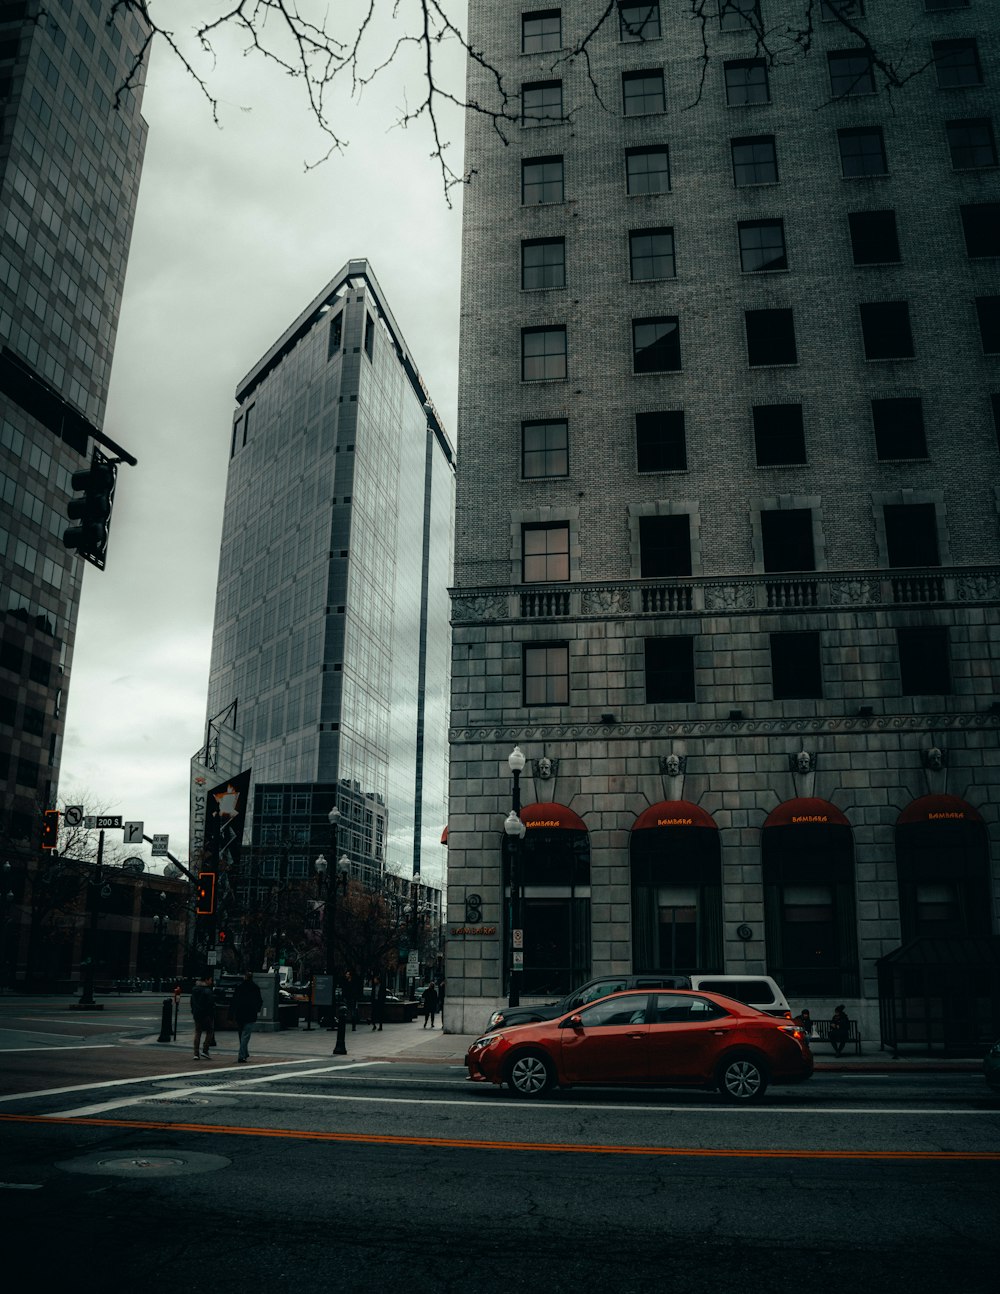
[
  {"left": 467, "top": 988, "right": 813, "bottom": 1103},
  {"left": 984, "top": 1039, "right": 1000, "bottom": 1093},
  {"left": 687, "top": 974, "right": 792, "bottom": 1018},
  {"left": 486, "top": 973, "right": 691, "bottom": 1031}
]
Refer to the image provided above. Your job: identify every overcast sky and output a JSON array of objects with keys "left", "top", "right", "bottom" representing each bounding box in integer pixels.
[{"left": 58, "top": 3, "right": 466, "bottom": 868}]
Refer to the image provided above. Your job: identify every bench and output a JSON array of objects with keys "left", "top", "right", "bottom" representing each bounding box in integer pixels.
[{"left": 809, "top": 1018, "right": 862, "bottom": 1055}]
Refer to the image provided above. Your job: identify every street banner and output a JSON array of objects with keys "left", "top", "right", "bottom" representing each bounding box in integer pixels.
[{"left": 203, "top": 769, "right": 252, "bottom": 920}]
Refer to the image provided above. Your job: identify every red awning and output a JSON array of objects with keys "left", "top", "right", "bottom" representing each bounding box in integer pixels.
[
  {"left": 440, "top": 826, "right": 448, "bottom": 845},
  {"left": 764, "top": 797, "right": 850, "bottom": 828},
  {"left": 519, "top": 802, "right": 588, "bottom": 832},
  {"left": 897, "top": 795, "right": 983, "bottom": 826},
  {"left": 632, "top": 800, "right": 717, "bottom": 832}
]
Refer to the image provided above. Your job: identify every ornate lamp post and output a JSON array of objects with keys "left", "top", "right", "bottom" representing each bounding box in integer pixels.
[
  {"left": 152, "top": 891, "right": 168, "bottom": 991},
  {"left": 0, "top": 861, "right": 13, "bottom": 993},
  {"left": 505, "top": 745, "right": 527, "bottom": 1007}
]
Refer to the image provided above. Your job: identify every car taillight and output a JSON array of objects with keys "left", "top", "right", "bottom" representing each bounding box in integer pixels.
[{"left": 779, "top": 1025, "right": 807, "bottom": 1042}]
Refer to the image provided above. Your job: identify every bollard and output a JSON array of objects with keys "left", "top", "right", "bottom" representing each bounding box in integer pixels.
[
  {"left": 158, "top": 997, "right": 173, "bottom": 1043},
  {"left": 333, "top": 1004, "right": 348, "bottom": 1056}
]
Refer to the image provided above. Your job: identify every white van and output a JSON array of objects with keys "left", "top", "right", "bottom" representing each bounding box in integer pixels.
[{"left": 688, "top": 974, "right": 791, "bottom": 1018}]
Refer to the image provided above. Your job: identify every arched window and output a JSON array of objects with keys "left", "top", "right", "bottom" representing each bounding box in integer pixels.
[
  {"left": 895, "top": 796, "right": 990, "bottom": 943},
  {"left": 503, "top": 802, "right": 590, "bottom": 996},
  {"left": 762, "top": 798, "right": 859, "bottom": 997},
  {"left": 630, "top": 801, "right": 723, "bottom": 974}
]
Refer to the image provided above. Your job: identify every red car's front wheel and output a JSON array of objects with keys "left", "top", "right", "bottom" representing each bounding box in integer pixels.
[{"left": 506, "top": 1051, "right": 555, "bottom": 1098}]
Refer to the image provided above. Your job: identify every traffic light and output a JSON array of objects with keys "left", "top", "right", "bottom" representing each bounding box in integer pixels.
[
  {"left": 218, "top": 927, "right": 229, "bottom": 946},
  {"left": 41, "top": 808, "right": 60, "bottom": 850},
  {"left": 196, "top": 871, "right": 216, "bottom": 915},
  {"left": 63, "top": 447, "right": 117, "bottom": 570}
]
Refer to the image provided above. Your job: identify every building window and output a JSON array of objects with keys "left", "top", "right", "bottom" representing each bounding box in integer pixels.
[
  {"left": 640, "top": 514, "right": 692, "bottom": 577},
  {"left": 522, "top": 325, "right": 567, "bottom": 380},
  {"left": 946, "top": 118, "right": 998, "bottom": 169},
  {"left": 883, "top": 502, "right": 940, "bottom": 567},
  {"left": 975, "top": 296, "right": 1000, "bottom": 354},
  {"left": 753, "top": 404, "right": 806, "bottom": 466},
  {"left": 731, "top": 135, "right": 778, "bottom": 185},
  {"left": 636, "top": 410, "right": 687, "bottom": 472},
  {"left": 523, "top": 643, "right": 570, "bottom": 705},
  {"left": 523, "top": 80, "right": 562, "bottom": 126},
  {"left": 933, "top": 39, "right": 983, "bottom": 88},
  {"left": 828, "top": 50, "right": 875, "bottom": 97},
  {"left": 633, "top": 316, "right": 681, "bottom": 372},
  {"left": 838, "top": 126, "right": 887, "bottom": 177},
  {"left": 523, "top": 522, "right": 570, "bottom": 582},
  {"left": 623, "top": 69, "right": 666, "bottom": 115},
  {"left": 645, "top": 636, "right": 696, "bottom": 703},
  {"left": 327, "top": 312, "right": 343, "bottom": 357},
  {"left": 630, "top": 227, "right": 675, "bottom": 279},
  {"left": 620, "top": 2, "right": 661, "bottom": 41},
  {"left": 522, "top": 9, "right": 561, "bottom": 53},
  {"left": 719, "top": 0, "right": 760, "bottom": 31},
  {"left": 724, "top": 58, "right": 769, "bottom": 105},
  {"left": 738, "top": 219, "right": 787, "bottom": 272},
  {"left": 848, "top": 210, "right": 900, "bottom": 264},
  {"left": 626, "top": 145, "right": 670, "bottom": 193},
  {"left": 897, "top": 627, "right": 951, "bottom": 695},
  {"left": 522, "top": 155, "right": 564, "bottom": 204},
  {"left": 364, "top": 314, "right": 375, "bottom": 360},
  {"left": 522, "top": 420, "right": 569, "bottom": 478},
  {"left": 872, "top": 398, "right": 927, "bottom": 460},
  {"left": 960, "top": 203, "right": 1000, "bottom": 257},
  {"left": 761, "top": 509, "right": 815, "bottom": 572},
  {"left": 522, "top": 237, "right": 566, "bottom": 289},
  {"left": 770, "top": 632, "right": 823, "bottom": 700},
  {"left": 860, "top": 301, "right": 914, "bottom": 360},
  {"left": 745, "top": 308, "right": 797, "bottom": 366},
  {"left": 821, "top": 0, "right": 864, "bottom": 16}
]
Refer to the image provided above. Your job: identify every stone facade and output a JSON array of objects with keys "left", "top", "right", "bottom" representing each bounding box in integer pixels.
[{"left": 446, "top": 1, "right": 1000, "bottom": 1039}]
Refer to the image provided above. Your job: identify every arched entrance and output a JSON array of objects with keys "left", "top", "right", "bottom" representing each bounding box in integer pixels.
[
  {"left": 630, "top": 800, "right": 722, "bottom": 974},
  {"left": 502, "top": 802, "right": 590, "bottom": 996},
  {"left": 762, "top": 797, "right": 859, "bottom": 997},
  {"left": 895, "top": 795, "right": 990, "bottom": 942}
]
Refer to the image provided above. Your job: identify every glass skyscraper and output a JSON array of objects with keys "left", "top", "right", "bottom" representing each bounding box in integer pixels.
[
  {"left": 1, "top": 0, "right": 149, "bottom": 847},
  {"left": 205, "top": 260, "right": 455, "bottom": 893}
]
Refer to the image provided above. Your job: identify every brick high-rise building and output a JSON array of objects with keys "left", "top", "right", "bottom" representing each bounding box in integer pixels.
[
  {"left": 446, "top": 1, "right": 1000, "bottom": 1043},
  {"left": 1, "top": 1, "right": 149, "bottom": 852}
]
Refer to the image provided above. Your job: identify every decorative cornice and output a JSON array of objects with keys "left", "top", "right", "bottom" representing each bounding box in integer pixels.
[{"left": 450, "top": 713, "right": 1000, "bottom": 743}]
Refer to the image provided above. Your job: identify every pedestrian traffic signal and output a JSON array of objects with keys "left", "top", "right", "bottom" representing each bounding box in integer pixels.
[
  {"left": 196, "top": 871, "right": 216, "bottom": 915},
  {"left": 63, "top": 447, "right": 117, "bottom": 570},
  {"left": 41, "top": 808, "right": 60, "bottom": 850},
  {"left": 218, "top": 927, "right": 229, "bottom": 945}
]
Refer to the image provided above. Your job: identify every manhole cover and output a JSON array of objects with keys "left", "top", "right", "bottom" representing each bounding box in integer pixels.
[{"left": 58, "top": 1149, "right": 230, "bottom": 1178}]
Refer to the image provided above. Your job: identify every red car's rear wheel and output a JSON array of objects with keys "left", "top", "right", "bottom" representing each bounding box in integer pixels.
[{"left": 716, "top": 1053, "right": 768, "bottom": 1102}]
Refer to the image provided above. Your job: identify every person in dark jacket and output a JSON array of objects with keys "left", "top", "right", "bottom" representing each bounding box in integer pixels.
[
  {"left": 422, "top": 981, "right": 439, "bottom": 1029},
  {"left": 343, "top": 969, "right": 359, "bottom": 1032},
  {"left": 231, "top": 971, "right": 263, "bottom": 1063},
  {"left": 370, "top": 975, "right": 384, "bottom": 1031},
  {"left": 829, "top": 1004, "right": 851, "bottom": 1056},
  {"left": 190, "top": 974, "right": 215, "bottom": 1060}
]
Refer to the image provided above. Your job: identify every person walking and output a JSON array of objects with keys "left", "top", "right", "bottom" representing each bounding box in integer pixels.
[
  {"left": 231, "top": 970, "right": 263, "bottom": 1063},
  {"left": 370, "top": 974, "right": 384, "bottom": 1031},
  {"left": 829, "top": 1004, "right": 851, "bottom": 1056},
  {"left": 190, "top": 974, "right": 215, "bottom": 1060},
  {"left": 343, "top": 969, "right": 359, "bottom": 1032},
  {"left": 422, "top": 980, "right": 439, "bottom": 1029}
]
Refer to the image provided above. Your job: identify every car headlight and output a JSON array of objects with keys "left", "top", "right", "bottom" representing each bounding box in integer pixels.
[
  {"left": 468, "top": 1033, "right": 503, "bottom": 1053},
  {"left": 488, "top": 1011, "right": 505, "bottom": 1027}
]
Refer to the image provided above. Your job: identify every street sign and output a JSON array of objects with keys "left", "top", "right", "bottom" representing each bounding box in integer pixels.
[
  {"left": 512, "top": 928, "right": 523, "bottom": 949},
  {"left": 513, "top": 951, "right": 524, "bottom": 967},
  {"left": 151, "top": 834, "right": 169, "bottom": 856},
  {"left": 64, "top": 805, "right": 84, "bottom": 828},
  {"left": 95, "top": 815, "right": 122, "bottom": 829},
  {"left": 123, "top": 820, "right": 144, "bottom": 844}
]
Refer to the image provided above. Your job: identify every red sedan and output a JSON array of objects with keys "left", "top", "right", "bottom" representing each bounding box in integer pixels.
[{"left": 466, "top": 989, "right": 813, "bottom": 1102}]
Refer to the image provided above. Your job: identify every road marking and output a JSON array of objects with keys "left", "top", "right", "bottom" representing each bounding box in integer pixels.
[
  {"left": 0, "top": 1056, "right": 323, "bottom": 1105},
  {"left": 0, "top": 1182, "right": 43, "bottom": 1190},
  {"left": 1, "top": 1112, "right": 997, "bottom": 1161},
  {"left": 0, "top": 1044, "right": 114, "bottom": 1055}
]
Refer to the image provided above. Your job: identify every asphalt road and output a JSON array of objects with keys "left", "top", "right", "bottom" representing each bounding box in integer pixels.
[{"left": 2, "top": 995, "right": 998, "bottom": 1294}]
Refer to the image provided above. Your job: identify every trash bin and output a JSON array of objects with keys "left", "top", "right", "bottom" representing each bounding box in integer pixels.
[{"left": 278, "top": 1003, "right": 299, "bottom": 1030}]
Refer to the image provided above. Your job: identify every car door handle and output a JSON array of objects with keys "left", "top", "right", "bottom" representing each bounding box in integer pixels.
[
  {"left": 627, "top": 1032, "right": 644, "bottom": 1040},
  {"left": 711, "top": 1030, "right": 726, "bottom": 1035}
]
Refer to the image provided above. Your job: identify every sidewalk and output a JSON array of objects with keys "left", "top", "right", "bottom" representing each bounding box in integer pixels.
[{"left": 139, "top": 1015, "right": 984, "bottom": 1073}]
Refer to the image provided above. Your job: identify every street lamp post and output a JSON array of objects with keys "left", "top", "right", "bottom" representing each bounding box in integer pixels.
[
  {"left": 0, "top": 862, "right": 13, "bottom": 994},
  {"left": 505, "top": 746, "right": 527, "bottom": 1008},
  {"left": 152, "top": 892, "right": 168, "bottom": 991}
]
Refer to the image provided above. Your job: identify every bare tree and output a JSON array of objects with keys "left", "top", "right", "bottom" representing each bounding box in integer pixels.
[{"left": 106, "top": 2, "right": 936, "bottom": 200}]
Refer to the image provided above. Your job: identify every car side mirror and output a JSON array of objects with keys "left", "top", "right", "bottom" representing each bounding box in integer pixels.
[{"left": 561, "top": 1014, "right": 584, "bottom": 1029}]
